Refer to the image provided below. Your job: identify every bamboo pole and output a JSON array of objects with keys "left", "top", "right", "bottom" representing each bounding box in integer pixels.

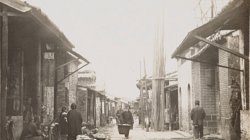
[{"left": 152, "top": 20, "right": 165, "bottom": 130}]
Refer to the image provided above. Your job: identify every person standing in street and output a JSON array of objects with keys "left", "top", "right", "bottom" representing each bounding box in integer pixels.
[
  {"left": 121, "top": 106, "right": 134, "bottom": 139},
  {"left": 229, "top": 84, "right": 242, "bottom": 140},
  {"left": 67, "top": 103, "right": 82, "bottom": 140},
  {"left": 191, "top": 100, "right": 206, "bottom": 140},
  {"left": 116, "top": 106, "right": 123, "bottom": 124},
  {"left": 59, "top": 106, "right": 68, "bottom": 140}
]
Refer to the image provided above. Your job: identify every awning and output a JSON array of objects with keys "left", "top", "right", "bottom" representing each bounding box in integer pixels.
[
  {"left": 0, "top": 0, "right": 31, "bottom": 12},
  {"left": 0, "top": 0, "right": 75, "bottom": 50},
  {"left": 165, "top": 84, "right": 177, "bottom": 91},
  {"left": 0, "top": 0, "right": 90, "bottom": 64},
  {"left": 171, "top": 0, "right": 246, "bottom": 58}
]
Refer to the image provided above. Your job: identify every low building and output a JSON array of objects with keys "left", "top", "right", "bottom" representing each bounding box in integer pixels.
[
  {"left": 0, "top": 0, "right": 89, "bottom": 139},
  {"left": 172, "top": 0, "right": 250, "bottom": 139}
]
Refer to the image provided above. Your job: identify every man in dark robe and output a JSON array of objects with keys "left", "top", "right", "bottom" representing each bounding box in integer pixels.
[
  {"left": 121, "top": 106, "right": 134, "bottom": 139},
  {"left": 191, "top": 100, "right": 206, "bottom": 140},
  {"left": 59, "top": 106, "right": 68, "bottom": 140},
  {"left": 67, "top": 103, "right": 82, "bottom": 140},
  {"left": 116, "top": 106, "right": 123, "bottom": 124},
  {"left": 229, "top": 87, "right": 242, "bottom": 140}
]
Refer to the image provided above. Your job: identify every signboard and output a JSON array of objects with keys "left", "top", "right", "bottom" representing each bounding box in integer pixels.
[{"left": 44, "top": 52, "right": 54, "bottom": 59}]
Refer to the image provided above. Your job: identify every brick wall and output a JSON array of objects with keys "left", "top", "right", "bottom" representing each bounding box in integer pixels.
[
  {"left": 76, "top": 87, "right": 88, "bottom": 122},
  {"left": 56, "top": 53, "right": 79, "bottom": 117},
  {"left": 178, "top": 53, "right": 218, "bottom": 134},
  {"left": 200, "top": 63, "right": 218, "bottom": 134},
  {"left": 68, "top": 62, "right": 78, "bottom": 108}
]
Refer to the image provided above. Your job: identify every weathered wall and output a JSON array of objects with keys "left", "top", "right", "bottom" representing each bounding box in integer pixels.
[
  {"left": 200, "top": 63, "right": 217, "bottom": 134},
  {"left": 96, "top": 95, "right": 101, "bottom": 127},
  {"left": 67, "top": 62, "right": 79, "bottom": 108},
  {"left": 240, "top": 110, "right": 250, "bottom": 140},
  {"left": 76, "top": 87, "right": 88, "bottom": 122},
  {"left": 177, "top": 57, "right": 193, "bottom": 131}
]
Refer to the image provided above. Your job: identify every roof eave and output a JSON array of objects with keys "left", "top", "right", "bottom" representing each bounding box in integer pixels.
[{"left": 171, "top": 0, "right": 246, "bottom": 58}]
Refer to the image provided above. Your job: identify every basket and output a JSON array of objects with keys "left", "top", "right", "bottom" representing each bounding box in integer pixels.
[{"left": 118, "top": 124, "right": 131, "bottom": 134}]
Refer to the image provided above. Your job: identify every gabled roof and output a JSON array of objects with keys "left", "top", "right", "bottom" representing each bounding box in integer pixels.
[
  {"left": 0, "top": 0, "right": 89, "bottom": 63},
  {"left": 171, "top": 0, "right": 246, "bottom": 58}
]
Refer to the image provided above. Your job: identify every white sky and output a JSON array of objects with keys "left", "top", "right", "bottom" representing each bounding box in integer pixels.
[{"left": 25, "top": 0, "right": 229, "bottom": 100}]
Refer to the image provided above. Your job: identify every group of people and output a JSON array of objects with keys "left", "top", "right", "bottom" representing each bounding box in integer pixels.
[
  {"left": 20, "top": 103, "right": 83, "bottom": 140},
  {"left": 116, "top": 106, "right": 134, "bottom": 139},
  {"left": 59, "top": 103, "right": 83, "bottom": 140}
]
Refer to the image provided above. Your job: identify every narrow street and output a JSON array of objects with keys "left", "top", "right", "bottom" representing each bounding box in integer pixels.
[{"left": 98, "top": 118, "right": 193, "bottom": 140}]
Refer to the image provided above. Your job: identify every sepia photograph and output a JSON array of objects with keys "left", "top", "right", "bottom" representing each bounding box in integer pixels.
[{"left": 0, "top": 0, "right": 249, "bottom": 140}]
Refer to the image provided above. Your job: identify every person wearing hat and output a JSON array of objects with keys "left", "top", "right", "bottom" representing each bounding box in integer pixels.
[
  {"left": 121, "top": 106, "right": 134, "bottom": 139},
  {"left": 59, "top": 106, "right": 68, "bottom": 140},
  {"left": 67, "top": 103, "right": 82, "bottom": 140},
  {"left": 191, "top": 100, "right": 206, "bottom": 140},
  {"left": 229, "top": 82, "right": 242, "bottom": 139}
]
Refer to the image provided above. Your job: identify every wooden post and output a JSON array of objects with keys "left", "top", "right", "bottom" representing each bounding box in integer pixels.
[
  {"left": 36, "top": 40, "right": 42, "bottom": 117},
  {"left": 0, "top": 5, "right": 2, "bottom": 138},
  {"left": 54, "top": 46, "right": 58, "bottom": 119},
  {"left": 1, "top": 6, "right": 8, "bottom": 139}
]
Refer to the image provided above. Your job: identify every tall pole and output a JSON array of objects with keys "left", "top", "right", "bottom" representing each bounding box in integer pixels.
[
  {"left": 139, "top": 61, "right": 144, "bottom": 125},
  {"left": 152, "top": 18, "right": 165, "bottom": 131},
  {"left": 143, "top": 58, "right": 150, "bottom": 132}
]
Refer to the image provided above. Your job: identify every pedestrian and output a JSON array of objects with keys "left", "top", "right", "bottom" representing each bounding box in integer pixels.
[
  {"left": 116, "top": 106, "right": 123, "bottom": 124},
  {"left": 121, "top": 106, "right": 134, "bottom": 139},
  {"left": 67, "top": 103, "right": 83, "bottom": 140},
  {"left": 229, "top": 83, "right": 242, "bottom": 140},
  {"left": 59, "top": 106, "right": 68, "bottom": 140},
  {"left": 20, "top": 116, "right": 43, "bottom": 140},
  {"left": 191, "top": 100, "right": 206, "bottom": 140}
]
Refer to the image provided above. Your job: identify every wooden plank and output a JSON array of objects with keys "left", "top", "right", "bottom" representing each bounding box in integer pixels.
[
  {"left": 1, "top": 6, "right": 8, "bottom": 139},
  {"left": 193, "top": 35, "right": 249, "bottom": 60}
]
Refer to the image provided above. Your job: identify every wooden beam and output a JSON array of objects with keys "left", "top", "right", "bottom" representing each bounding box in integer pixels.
[
  {"left": 193, "top": 35, "right": 249, "bottom": 61},
  {"left": 175, "top": 55, "right": 244, "bottom": 72},
  {"left": 0, "top": 11, "right": 24, "bottom": 17},
  {"left": 56, "top": 63, "right": 89, "bottom": 84},
  {"left": 1, "top": 6, "right": 8, "bottom": 139},
  {"left": 56, "top": 59, "right": 78, "bottom": 70}
]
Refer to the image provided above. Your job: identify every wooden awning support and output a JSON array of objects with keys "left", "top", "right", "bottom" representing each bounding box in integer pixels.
[
  {"left": 56, "top": 59, "right": 78, "bottom": 70},
  {"left": 193, "top": 35, "right": 249, "bottom": 61},
  {"left": 56, "top": 62, "right": 89, "bottom": 84},
  {"left": 175, "top": 55, "right": 244, "bottom": 72}
]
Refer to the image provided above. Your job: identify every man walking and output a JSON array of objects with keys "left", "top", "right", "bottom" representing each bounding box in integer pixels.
[
  {"left": 121, "top": 106, "right": 134, "bottom": 139},
  {"left": 116, "top": 106, "right": 123, "bottom": 124},
  {"left": 191, "top": 100, "right": 206, "bottom": 140},
  {"left": 67, "top": 103, "right": 82, "bottom": 140}
]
